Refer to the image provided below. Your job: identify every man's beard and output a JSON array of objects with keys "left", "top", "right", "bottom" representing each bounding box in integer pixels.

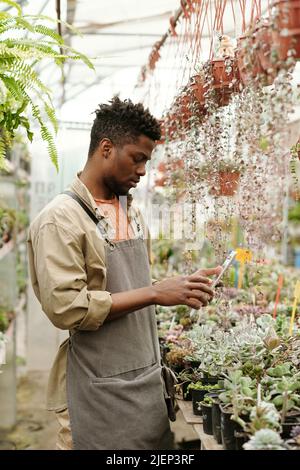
[{"left": 107, "top": 178, "right": 129, "bottom": 196}]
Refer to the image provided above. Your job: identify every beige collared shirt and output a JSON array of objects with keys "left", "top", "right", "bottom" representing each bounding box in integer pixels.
[{"left": 27, "top": 174, "right": 152, "bottom": 411}]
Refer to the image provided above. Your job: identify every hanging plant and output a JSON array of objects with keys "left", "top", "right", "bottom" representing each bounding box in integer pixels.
[
  {"left": 0, "top": 0, "right": 94, "bottom": 170},
  {"left": 236, "top": 33, "right": 267, "bottom": 87},
  {"left": 253, "top": 20, "right": 278, "bottom": 85},
  {"left": 203, "top": 34, "right": 240, "bottom": 109},
  {"left": 210, "top": 170, "right": 240, "bottom": 197},
  {"left": 271, "top": 0, "right": 300, "bottom": 62}
]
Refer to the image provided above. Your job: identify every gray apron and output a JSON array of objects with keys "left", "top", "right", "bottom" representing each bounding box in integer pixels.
[{"left": 66, "top": 217, "right": 172, "bottom": 450}]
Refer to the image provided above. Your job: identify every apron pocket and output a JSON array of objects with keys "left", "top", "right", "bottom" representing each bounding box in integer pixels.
[
  {"left": 91, "top": 360, "right": 158, "bottom": 382},
  {"left": 84, "top": 363, "right": 170, "bottom": 449}
]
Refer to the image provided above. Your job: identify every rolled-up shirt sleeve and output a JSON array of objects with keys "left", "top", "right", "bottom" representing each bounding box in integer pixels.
[{"left": 33, "top": 223, "right": 112, "bottom": 331}]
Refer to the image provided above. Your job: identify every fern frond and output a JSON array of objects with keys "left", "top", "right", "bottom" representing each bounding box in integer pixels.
[
  {"left": 0, "top": 16, "right": 35, "bottom": 34},
  {"left": 0, "top": 0, "right": 21, "bottom": 16},
  {"left": 57, "top": 43, "right": 95, "bottom": 70},
  {"left": 0, "top": 58, "right": 52, "bottom": 98},
  {"left": 0, "top": 12, "right": 10, "bottom": 20},
  {"left": 31, "top": 104, "right": 58, "bottom": 171},
  {"left": 23, "top": 14, "right": 83, "bottom": 37},
  {"left": 34, "top": 25, "right": 64, "bottom": 45},
  {"left": 1, "top": 39, "right": 62, "bottom": 57},
  {"left": 44, "top": 102, "right": 58, "bottom": 133},
  {"left": 1, "top": 75, "right": 25, "bottom": 101}
]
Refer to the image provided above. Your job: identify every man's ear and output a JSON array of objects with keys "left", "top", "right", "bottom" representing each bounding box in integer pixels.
[{"left": 99, "top": 138, "right": 113, "bottom": 158}]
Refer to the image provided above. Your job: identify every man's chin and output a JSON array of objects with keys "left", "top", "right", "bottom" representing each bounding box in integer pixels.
[{"left": 116, "top": 188, "right": 130, "bottom": 196}]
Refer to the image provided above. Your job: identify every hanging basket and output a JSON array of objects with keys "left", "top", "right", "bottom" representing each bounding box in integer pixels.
[
  {"left": 190, "top": 74, "right": 206, "bottom": 107},
  {"left": 157, "top": 113, "right": 179, "bottom": 144},
  {"left": 209, "top": 171, "right": 240, "bottom": 197},
  {"left": 206, "top": 58, "right": 240, "bottom": 107},
  {"left": 177, "top": 93, "right": 192, "bottom": 128},
  {"left": 253, "top": 22, "right": 278, "bottom": 85},
  {"left": 236, "top": 34, "right": 266, "bottom": 87},
  {"left": 271, "top": 0, "right": 300, "bottom": 61}
]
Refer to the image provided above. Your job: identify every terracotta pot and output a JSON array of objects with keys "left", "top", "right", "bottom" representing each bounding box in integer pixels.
[
  {"left": 157, "top": 115, "right": 178, "bottom": 144},
  {"left": 178, "top": 94, "right": 192, "bottom": 127},
  {"left": 211, "top": 58, "right": 237, "bottom": 87},
  {"left": 207, "top": 58, "right": 239, "bottom": 106},
  {"left": 254, "top": 23, "right": 278, "bottom": 85},
  {"left": 236, "top": 34, "right": 265, "bottom": 87},
  {"left": 210, "top": 171, "right": 240, "bottom": 196},
  {"left": 190, "top": 75, "right": 205, "bottom": 107},
  {"left": 272, "top": 0, "right": 300, "bottom": 60}
]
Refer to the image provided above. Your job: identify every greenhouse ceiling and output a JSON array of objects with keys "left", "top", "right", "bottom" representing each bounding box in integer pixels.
[{"left": 19, "top": 0, "right": 300, "bottom": 123}]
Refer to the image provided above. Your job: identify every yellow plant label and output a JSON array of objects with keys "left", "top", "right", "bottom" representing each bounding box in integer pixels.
[
  {"left": 235, "top": 248, "right": 252, "bottom": 264},
  {"left": 294, "top": 280, "right": 300, "bottom": 300}
]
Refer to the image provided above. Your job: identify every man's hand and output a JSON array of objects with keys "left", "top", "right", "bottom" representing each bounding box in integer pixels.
[{"left": 152, "top": 266, "right": 222, "bottom": 310}]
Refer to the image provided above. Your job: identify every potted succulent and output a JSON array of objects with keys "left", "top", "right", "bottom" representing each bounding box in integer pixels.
[
  {"left": 243, "top": 428, "right": 286, "bottom": 450},
  {"left": 285, "top": 425, "right": 300, "bottom": 450},
  {"left": 175, "top": 368, "right": 201, "bottom": 401},
  {"left": 200, "top": 395, "right": 215, "bottom": 435},
  {"left": 219, "top": 370, "right": 256, "bottom": 449},
  {"left": 165, "top": 344, "right": 195, "bottom": 374},
  {"left": 188, "top": 381, "right": 221, "bottom": 416}
]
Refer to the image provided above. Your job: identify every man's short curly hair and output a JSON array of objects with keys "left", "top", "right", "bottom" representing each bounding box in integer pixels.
[{"left": 88, "top": 96, "right": 161, "bottom": 157}]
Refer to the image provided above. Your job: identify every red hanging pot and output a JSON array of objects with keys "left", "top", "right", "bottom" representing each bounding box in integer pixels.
[
  {"left": 177, "top": 94, "right": 192, "bottom": 128},
  {"left": 206, "top": 58, "right": 239, "bottom": 107},
  {"left": 253, "top": 22, "right": 278, "bottom": 85},
  {"left": 190, "top": 74, "right": 206, "bottom": 108},
  {"left": 209, "top": 171, "right": 240, "bottom": 196},
  {"left": 271, "top": 0, "right": 300, "bottom": 61},
  {"left": 236, "top": 34, "right": 265, "bottom": 87}
]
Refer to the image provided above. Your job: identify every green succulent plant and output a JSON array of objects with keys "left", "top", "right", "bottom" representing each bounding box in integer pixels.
[{"left": 243, "top": 429, "right": 285, "bottom": 450}]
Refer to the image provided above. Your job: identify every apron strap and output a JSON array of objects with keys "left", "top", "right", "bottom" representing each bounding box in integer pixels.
[
  {"left": 62, "top": 190, "right": 99, "bottom": 225},
  {"left": 62, "top": 190, "right": 115, "bottom": 248}
]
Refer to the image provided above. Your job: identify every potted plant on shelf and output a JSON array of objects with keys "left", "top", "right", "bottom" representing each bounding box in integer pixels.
[
  {"left": 200, "top": 395, "right": 215, "bottom": 435},
  {"left": 285, "top": 425, "right": 300, "bottom": 450},
  {"left": 188, "top": 381, "right": 221, "bottom": 416},
  {"left": 243, "top": 428, "right": 286, "bottom": 450}
]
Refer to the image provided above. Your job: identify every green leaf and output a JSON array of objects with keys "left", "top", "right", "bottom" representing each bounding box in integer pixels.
[
  {"left": 259, "top": 136, "right": 269, "bottom": 152},
  {"left": 44, "top": 102, "right": 58, "bottom": 133},
  {"left": 0, "top": 0, "right": 21, "bottom": 16}
]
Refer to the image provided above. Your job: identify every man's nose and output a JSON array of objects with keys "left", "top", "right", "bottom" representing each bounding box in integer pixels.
[{"left": 136, "top": 163, "right": 146, "bottom": 176}]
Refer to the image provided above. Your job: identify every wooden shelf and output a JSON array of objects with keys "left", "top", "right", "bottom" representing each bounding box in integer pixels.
[
  {"left": 177, "top": 399, "right": 202, "bottom": 424},
  {"left": 193, "top": 424, "right": 223, "bottom": 451},
  {"left": 177, "top": 399, "right": 223, "bottom": 451}
]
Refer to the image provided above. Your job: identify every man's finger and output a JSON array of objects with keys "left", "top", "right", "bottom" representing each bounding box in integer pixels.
[
  {"left": 195, "top": 266, "right": 222, "bottom": 277},
  {"left": 186, "top": 298, "right": 202, "bottom": 309},
  {"left": 187, "top": 282, "right": 214, "bottom": 297},
  {"left": 187, "top": 290, "right": 211, "bottom": 305},
  {"left": 188, "top": 274, "right": 212, "bottom": 284}
]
